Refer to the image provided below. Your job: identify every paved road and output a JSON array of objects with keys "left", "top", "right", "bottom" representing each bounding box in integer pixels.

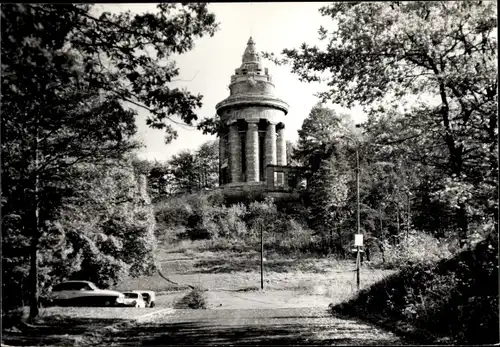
[{"left": 99, "top": 307, "right": 406, "bottom": 346}]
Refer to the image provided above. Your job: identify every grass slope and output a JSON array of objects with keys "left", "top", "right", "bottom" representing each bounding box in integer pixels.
[{"left": 331, "top": 234, "right": 499, "bottom": 344}]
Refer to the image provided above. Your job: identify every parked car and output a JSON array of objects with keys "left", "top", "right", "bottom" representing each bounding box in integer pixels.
[
  {"left": 121, "top": 292, "right": 146, "bottom": 308},
  {"left": 49, "top": 281, "right": 125, "bottom": 307},
  {"left": 134, "top": 290, "right": 156, "bottom": 308}
]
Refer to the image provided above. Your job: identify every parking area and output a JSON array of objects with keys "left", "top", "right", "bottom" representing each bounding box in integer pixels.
[{"left": 39, "top": 290, "right": 188, "bottom": 320}]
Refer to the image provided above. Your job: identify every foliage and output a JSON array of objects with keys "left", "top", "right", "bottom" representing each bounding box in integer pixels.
[
  {"left": 294, "top": 104, "right": 353, "bottom": 171},
  {"left": 1, "top": 3, "right": 216, "bottom": 317},
  {"left": 267, "top": 0, "right": 498, "bottom": 246},
  {"left": 381, "top": 231, "right": 452, "bottom": 268},
  {"left": 186, "top": 287, "right": 207, "bottom": 309},
  {"left": 2, "top": 161, "right": 157, "bottom": 311},
  {"left": 167, "top": 140, "right": 219, "bottom": 195},
  {"left": 154, "top": 192, "right": 320, "bottom": 255},
  {"left": 131, "top": 140, "right": 219, "bottom": 201},
  {"left": 331, "top": 232, "right": 499, "bottom": 344}
]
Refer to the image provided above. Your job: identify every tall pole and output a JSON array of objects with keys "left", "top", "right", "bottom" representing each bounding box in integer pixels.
[
  {"left": 355, "top": 147, "right": 361, "bottom": 289},
  {"left": 356, "top": 246, "right": 360, "bottom": 291},
  {"left": 260, "top": 222, "right": 264, "bottom": 290},
  {"left": 356, "top": 148, "right": 360, "bottom": 237}
]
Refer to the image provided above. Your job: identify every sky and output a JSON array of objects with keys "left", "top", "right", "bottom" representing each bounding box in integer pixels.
[{"left": 100, "top": 3, "right": 367, "bottom": 162}]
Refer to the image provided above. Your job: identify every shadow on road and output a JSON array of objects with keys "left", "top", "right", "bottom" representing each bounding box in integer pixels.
[
  {"left": 2, "top": 317, "right": 128, "bottom": 346},
  {"left": 100, "top": 320, "right": 400, "bottom": 346}
]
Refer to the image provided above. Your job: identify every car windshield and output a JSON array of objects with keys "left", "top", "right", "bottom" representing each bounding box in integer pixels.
[
  {"left": 53, "top": 281, "right": 95, "bottom": 291},
  {"left": 124, "top": 293, "right": 139, "bottom": 299}
]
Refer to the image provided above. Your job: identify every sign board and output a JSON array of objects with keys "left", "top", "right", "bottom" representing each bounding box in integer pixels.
[{"left": 354, "top": 234, "right": 364, "bottom": 247}]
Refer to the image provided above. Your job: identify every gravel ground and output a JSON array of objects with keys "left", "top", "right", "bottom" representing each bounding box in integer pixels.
[
  {"left": 37, "top": 290, "right": 188, "bottom": 321},
  {"left": 96, "top": 307, "right": 407, "bottom": 346},
  {"left": 2, "top": 251, "right": 401, "bottom": 346},
  {"left": 206, "top": 289, "right": 333, "bottom": 309}
]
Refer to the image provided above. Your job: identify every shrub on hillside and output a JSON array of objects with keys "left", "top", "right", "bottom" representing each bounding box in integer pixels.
[
  {"left": 381, "top": 230, "right": 452, "bottom": 268},
  {"left": 154, "top": 196, "right": 193, "bottom": 230},
  {"left": 332, "top": 232, "right": 499, "bottom": 344},
  {"left": 174, "top": 287, "right": 207, "bottom": 309},
  {"left": 154, "top": 192, "right": 319, "bottom": 255}
]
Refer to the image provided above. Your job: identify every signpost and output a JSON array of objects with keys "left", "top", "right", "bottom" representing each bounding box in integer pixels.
[
  {"left": 260, "top": 222, "right": 264, "bottom": 290},
  {"left": 354, "top": 234, "right": 363, "bottom": 291}
]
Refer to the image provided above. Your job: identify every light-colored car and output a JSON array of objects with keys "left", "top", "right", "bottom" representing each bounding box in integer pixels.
[
  {"left": 49, "top": 280, "right": 125, "bottom": 307},
  {"left": 134, "top": 290, "right": 156, "bottom": 308},
  {"left": 121, "top": 292, "right": 146, "bottom": 308}
]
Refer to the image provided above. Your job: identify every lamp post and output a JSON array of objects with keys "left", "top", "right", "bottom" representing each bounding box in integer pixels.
[
  {"left": 342, "top": 127, "right": 390, "bottom": 290},
  {"left": 356, "top": 147, "right": 360, "bottom": 240},
  {"left": 260, "top": 221, "right": 264, "bottom": 290},
  {"left": 355, "top": 147, "right": 360, "bottom": 290},
  {"left": 341, "top": 132, "right": 362, "bottom": 290}
]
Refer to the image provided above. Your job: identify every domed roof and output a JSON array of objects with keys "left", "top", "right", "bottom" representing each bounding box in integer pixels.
[
  {"left": 242, "top": 36, "right": 261, "bottom": 64},
  {"left": 215, "top": 37, "right": 289, "bottom": 116}
]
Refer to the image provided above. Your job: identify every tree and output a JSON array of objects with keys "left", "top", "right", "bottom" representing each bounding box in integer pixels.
[
  {"left": 294, "top": 104, "right": 353, "bottom": 171},
  {"left": 294, "top": 104, "right": 359, "bottom": 255},
  {"left": 52, "top": 162, "right": 156, "bottom": 286},
  {"left": 269, "top": 1, "right": 498, "bottom": 246},
  {"left": 131, "top": 157, "right": 173, "bottom": 202},
  {"left": 1, "top": 3, "right": 218, "bottom": 318},
  {"left": 168, "top": 150, "right": 200, "bottom": 194},
  {"left": 166, "top": 140, "right": 219, "bottom": 195},
  {"left": 194, "top": 140, "right": 219, "bottom": 190},
  {"left": 307, "top": 147, "right": 353, "bottom": 256}
]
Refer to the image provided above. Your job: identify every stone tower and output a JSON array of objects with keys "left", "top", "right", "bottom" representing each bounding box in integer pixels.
[{"left": 216, "top": 37, "right": 289, "bottom": 189}]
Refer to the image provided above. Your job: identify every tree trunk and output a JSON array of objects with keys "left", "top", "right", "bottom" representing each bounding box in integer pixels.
[
  {"left": 29, "top": 177, "right": 40, "bottom": 319},
  {"left": 337, "top": 225, "right": 345, "bottom": 258},
  {"left": 379, "top": 241, "right": 385, "bottom": 263},
  {"left": 457, "top": 202, "right": 468, "bottom": 248},
  {"left": 407, "top": 193, "right": 411, "bottom": 237},
  {"left": 29, "top": 236, "right": 39, "bottom": 320},
  {"left": 29, "top": 120, "right": 40, "bottom": 320},
  {"left": 329, "top": 227, "right": 333, "bottom": 254},
  {"left": 396, "top": 205, "right": 400, "bottom": 237},
  {"left": 379, "top": 205, "right": 385, "bottom": 263}
]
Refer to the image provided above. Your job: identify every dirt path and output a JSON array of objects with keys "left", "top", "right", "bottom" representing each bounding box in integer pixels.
[
  {"left": 206, "top": 289, "right": 333, "bottom": 309},
  {"left": 2, "top": 250, "right": 404, "bottom": 346},
  {"left": 97, "top": 307, "right": 406, "bottom": 346},
  {"left": 91, "top": 249, "right": 406, "bottom": 345}
]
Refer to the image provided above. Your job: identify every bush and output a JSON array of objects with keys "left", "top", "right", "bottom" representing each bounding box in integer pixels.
[
  {"left": 381, "top": 230, "right": 452, "bottom": 268},
  {"left": 175, "top": 287, "right": 207, "bottom": 309},
  {"left": 331, "top": 233, "right": 499, "bottom": 344},
  {"left": 154, "top": 192, "right": 321, "bottom": 255}
]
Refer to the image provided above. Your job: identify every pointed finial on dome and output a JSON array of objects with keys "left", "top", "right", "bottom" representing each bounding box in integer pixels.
[{"left": 242, "top": 36, "right": 260, "bottom": 63}]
